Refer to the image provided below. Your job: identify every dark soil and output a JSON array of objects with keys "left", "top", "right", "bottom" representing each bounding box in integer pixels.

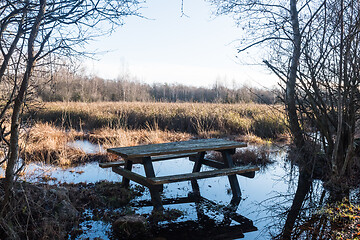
[{"left": 0, "top": 180, "right": 144, "bottom": 240}]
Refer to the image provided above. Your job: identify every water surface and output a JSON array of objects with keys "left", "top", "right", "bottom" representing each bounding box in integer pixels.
[{"left": 14, "top": 142, "right": 295, "bottom": 239}]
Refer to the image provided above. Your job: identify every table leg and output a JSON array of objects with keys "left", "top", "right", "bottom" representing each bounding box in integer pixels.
[
  {"left": 192, "top": 151, "right": 205, "bottom": 172},
  {"left": 191, "top": 152, "right": 205, "bottom": 196},
  {"left": 121, "top": 160, "right": 133, "bottom": 189},
  {"left": 142, "top": 157, "right": 164, "bottom": 211},
  {"left": 221, "top": 150, "right": 241, "bottom": 199}
]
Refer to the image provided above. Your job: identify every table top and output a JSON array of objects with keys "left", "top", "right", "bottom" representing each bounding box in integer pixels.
[{"left": 107, "top": 138, "right": 247, "bottom": 159}]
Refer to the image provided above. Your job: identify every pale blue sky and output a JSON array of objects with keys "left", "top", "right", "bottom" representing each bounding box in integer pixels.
[{"left": 84, "top": 0, "right": 277, "bottom": 88}]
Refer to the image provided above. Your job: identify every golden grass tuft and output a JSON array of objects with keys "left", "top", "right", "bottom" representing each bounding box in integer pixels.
[
  {"left": 20, "top": 122, "right": 191, "bottom": 166},
  {"left": 20, "top": 123, "right": 85, "bottom": 165},
  {"left": 238, "top": 133, "right": 269, "bottom": 145}
]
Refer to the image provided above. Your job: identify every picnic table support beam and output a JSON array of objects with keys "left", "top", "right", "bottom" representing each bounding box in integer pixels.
[
  {"left": 142, "top": 157, "right": 164, "bottom": 211},
  {"left": 191, "top": 152, "right": 205, "bottom": 196},
  {"left": 221, "top": 150, "right": 242, "bottom": 199},
  {"left": 121, "top": 160, "right": 133, "bottom": 189}
]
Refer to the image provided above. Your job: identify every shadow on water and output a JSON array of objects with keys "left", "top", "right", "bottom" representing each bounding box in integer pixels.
[
  {"left": 133, "top": 177, "right": 258, "bottom": 240},
  {"left": 3, "top": 140, "right": 349, "bottom": 239},
  {"left": 278, "top": 169, "right": 313, "bottom": 240}
]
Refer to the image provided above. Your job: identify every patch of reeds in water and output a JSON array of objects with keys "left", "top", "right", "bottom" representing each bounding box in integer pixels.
[
  {"left": 20, "top": 122, "right": 191, "bottom": 166},
  {"left": 20, "top": 123, "right": 85, "bottom": 166}
]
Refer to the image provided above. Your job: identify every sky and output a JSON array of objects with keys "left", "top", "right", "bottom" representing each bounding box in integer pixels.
[{"left": 83, "top": 0, "right": 278, "bottom": 89}]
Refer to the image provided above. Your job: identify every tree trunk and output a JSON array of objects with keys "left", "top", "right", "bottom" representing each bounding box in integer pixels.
[
  {"left": 331, "top": 0, "right": 344, "bottom": 177},
  {"left": 3, "top": 0, "right": 46, "bottom": 207},
  {"left": 287, "top": 0, "right": 305, "bottom": 150}
]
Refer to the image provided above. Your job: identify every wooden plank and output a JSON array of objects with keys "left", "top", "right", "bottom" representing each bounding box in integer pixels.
[
  {"left": 190, "top": 156, "right": 225, "bottom": 168},
  {"left": 99, "top": 153, "right": 198, "bottom": 168},
  {"left": 191, "top": 152, "right": 205, "bottom": 196},
  {"left": 99, "top": 161, "right": 125, "bottom": 168},
  {"left": 222, "top": 150, "right": 241, "bottom": 199},
  {"left": 112, "top": 166, "right": 153, "bottom": 188},
  {"left": 189, "top": 157, "right": 256, "bottom": 178},
  {"left": 192, "top": 152, "right": 205, "bottom": 172},
  {"left": 153, "top": 153, "right": 197, "bottom": 161},
  {"left": 149, "top": 165, "right": 260, "bottom": 185},
  {"left": 142, "top": 157, "right": 164, "bottom": 211},
  {"left": 121, "top": 160, "right": 133, "bottom": 189},
  {"left": 107, "top": 139, "right": 247, "bottom": 159}
]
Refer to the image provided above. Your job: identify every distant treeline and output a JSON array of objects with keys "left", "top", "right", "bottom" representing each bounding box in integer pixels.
[{"left": 36, "top": 67, "right": 278, "bottom": 104}]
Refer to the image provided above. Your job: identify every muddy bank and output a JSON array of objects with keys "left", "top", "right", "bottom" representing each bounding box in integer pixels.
[{"left": 0, "top": 180, "right": 144, "bottom": 239}]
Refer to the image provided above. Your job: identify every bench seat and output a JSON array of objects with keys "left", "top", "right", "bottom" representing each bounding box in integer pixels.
[
  {"left": 99, "top": 153, "right": 198, "bottom": 168},
  {"left": 111, "top": 165, "right": 259, "bottom": 186},
  {"left": 149, "top": 165, "right": 259, "bottom": 184},
  {"left": 189, "top": 157, "right": 257, "bottom": 178}
]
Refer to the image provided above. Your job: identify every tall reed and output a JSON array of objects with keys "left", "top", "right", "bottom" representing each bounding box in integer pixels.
[{"left": 29, "top": 102, "right": 287, "bottom": 139}]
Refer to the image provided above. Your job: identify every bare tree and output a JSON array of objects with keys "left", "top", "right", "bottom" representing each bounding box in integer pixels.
[
  {"left": 0, "top": 0, "right": 142, "bottom": 212},
  {"left": 210, "top": 0, "right": 360, "bottom": 237},
  {"left": 210, "top": 0, "right": 360, "bottom": 177}
]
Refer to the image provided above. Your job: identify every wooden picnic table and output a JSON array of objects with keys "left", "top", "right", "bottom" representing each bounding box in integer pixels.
[{"left": 100, "top": 138, "right": 259, "bottom": 211}]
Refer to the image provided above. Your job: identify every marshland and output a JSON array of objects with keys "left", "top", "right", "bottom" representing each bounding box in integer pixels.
[
  {"left": 2, "top": 1, "right": 360, "bottom": 240},
  {"left": 0, "top": 100, "right": 359, "bottom": 239}
]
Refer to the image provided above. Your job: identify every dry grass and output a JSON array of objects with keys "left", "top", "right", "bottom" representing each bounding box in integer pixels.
[
  {"left": 20, "top": 123, "right": 85, "bottom": 165},
  {"left": 18, "top": 102, "right": 287, "bottom": 165},
  {"left": 20, "top": 122, "right": 191, "bottom": 166},
  {"left": 29, "top": 102, "right": 287, "bottom": 139},
  {"left": 236, "top": 133, "right": 271, "bottom": 145},
  {"left": 0, "top": 180, "right": 79, "bottom": 239}
]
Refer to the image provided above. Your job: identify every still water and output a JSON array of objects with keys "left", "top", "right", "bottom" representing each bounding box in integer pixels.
[{"left": 8, "top": 141, "right": 302, "bottom": 239}]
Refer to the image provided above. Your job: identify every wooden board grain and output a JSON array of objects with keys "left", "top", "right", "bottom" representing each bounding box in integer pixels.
[
  {"left": 99, "top": 153, "right": 198, "bottom": 168},
  {"left": 112, "top": 166, "right": 153, "bottom": 187},
  {"left": 189, "top": 157, "right": 256, "bottom": 178},
  {"left": 149, "top": 165, "right": 259, "bottom": 185},
  {"left": 107, "top": 139, "right": 247, "bottom": 159}
]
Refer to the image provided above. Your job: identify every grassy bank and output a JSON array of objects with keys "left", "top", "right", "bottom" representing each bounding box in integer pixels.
[{"left": 29, "top": 102, "right": 287, "bottom": 139}]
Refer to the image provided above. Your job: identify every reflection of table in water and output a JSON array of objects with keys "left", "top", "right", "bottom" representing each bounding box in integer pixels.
[
  {"left": 100, "top": 139, "right": 259, "bottom": 211},
  {"left": 132, "top": 189, "right": 257, "bottom": 239}
]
